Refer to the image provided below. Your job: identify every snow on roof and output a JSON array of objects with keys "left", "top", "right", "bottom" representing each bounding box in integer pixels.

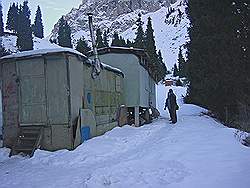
[
  {"left": 0, "top": 48, "right": 123, "bottom": 76},
  {"left": 101, "top": 63, "right": 124, "bottom": 77},
  {"left": 88, "top": 46, "right": 150, "bottom": 59},
  {"left": 0, "top": 48, "right": 87, "bottom": 60}
]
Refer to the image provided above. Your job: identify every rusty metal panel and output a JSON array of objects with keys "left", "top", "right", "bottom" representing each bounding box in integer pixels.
[
  {"left": 18, "top": 58, "right": 44, "bottom": 76},
  {"left": 68, "top": 55, "right": 84, "bottom": 125},
  {"left": 1, "top": 62, "right": 19, "bottom": 146},
  {"left": 83, "top": 65, "right": 94, "bottom": 91},
  {"left": 17, "top": 58, "right": 46, "bottom": 125},
  {"left": 20, "top": 77, "right": 46, "bottom": 123},
  {"left": 138, "top": 65, "right": 150, "bottom": 107},
  {"left": 94, "top": 53, "right": 140, "bottom": 107},
  {"left": 115, "top": 76, "right": 121, "bottom": 92},
  {"left": 51, "top": 125, "right": 72, "bottom": 150},
  {"left": 96, "top": 121, "right": 117, "bottom": 136},
  {"left": 41, "top": 127, "right": 52, "bottom": 150},
  {"left": 108, "top": 73, "right": 116, "bottom": 92},
  {"left": 46, "top": 56, "right": 69, "bottom": 125}
]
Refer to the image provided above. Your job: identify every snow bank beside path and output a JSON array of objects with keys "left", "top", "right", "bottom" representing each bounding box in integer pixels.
[{"left": 0, "top": 92, "right": 250, "bottom": 187}]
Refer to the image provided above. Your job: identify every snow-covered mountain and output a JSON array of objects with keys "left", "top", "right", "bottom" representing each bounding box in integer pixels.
[{"left": 50, "top": 0, "right": 189, "bottom": 69}]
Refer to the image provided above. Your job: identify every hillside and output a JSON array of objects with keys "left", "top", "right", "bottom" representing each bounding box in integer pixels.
[{"left": 50, "top": 0, "right": 189, "bottom": 69}]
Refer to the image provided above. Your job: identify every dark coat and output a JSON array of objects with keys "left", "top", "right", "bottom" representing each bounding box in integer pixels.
[
  {"left": 165, "top": 91, "right": 178, "bottom": 123},
  {"left": 165, "top": 92, "right": 178, "bottom": 111}
]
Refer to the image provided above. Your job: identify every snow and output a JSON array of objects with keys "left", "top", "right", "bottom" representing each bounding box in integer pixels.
[
  {"left": 0, "top": 1, "right": 249, "bottom": 187},
  {"left": 101, "top": 63, "right": 124, "bottom": 76},
  {"left": 121, "top": 0, "right": 190, "bottom": 69},
  {"left": 0, "top": 35, "right": 63, "bottom": 53},
  {"left": 0, "top": 86, "right": 249, "bottom": 188},
  {"left": 0, "top": 47, "right": 86, "bottom": 60},
  {"left": 67, "top": 0, "right": 189, "bottom": 70}
]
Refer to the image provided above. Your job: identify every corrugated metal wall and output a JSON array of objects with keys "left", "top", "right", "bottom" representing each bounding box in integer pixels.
[
  {"left": 18, "top": 58, "right": 46, "bottom": 125},
  {"left": 83, "top": 63, "right": 123, "bottom": 136},
  {"left": 1, "top": 61, "right": 19, "bottom": 147},
  {"left": 1, "top": 52, "right": 124, "bottom": 151},
  {"left": 93, "top": 53, "right": 140, "bottom": 107},
  {"left": 91, "top": 53, "right": 155, "bottom": 108},
  {"left": 44, "top": 55, "right": 71, "bottom": 150}
]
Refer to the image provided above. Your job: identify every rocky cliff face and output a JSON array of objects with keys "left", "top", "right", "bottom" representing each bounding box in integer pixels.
[
  {"left": 50, "top": 0, "right": 176, "bottom": 42},
  {"left": 49, "top": 0, "right": 189, "bottom": 69}
]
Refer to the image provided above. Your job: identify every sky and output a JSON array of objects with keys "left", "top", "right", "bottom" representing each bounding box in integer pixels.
[{"left": 0, "top": 0, "right": 83, "bottom": 37}]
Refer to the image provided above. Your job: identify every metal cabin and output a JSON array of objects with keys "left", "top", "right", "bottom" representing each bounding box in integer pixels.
[
  {"left": 89, "top": 47, "right": 157, "bottom": 127},
  {"left": 0, "top": 48, "right": 124, "bottom": 156}
]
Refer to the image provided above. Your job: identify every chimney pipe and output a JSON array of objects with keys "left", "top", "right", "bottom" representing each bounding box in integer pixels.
[{"left": 88, "top": 13, "right": 101, "bottom": 78}]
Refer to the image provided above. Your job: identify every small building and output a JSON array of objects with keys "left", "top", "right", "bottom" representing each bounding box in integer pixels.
[
  {"left": 89, "top": 47, "right": 157, "bottom": 126},
  {"left": 163, "top": 79, "right": 174, "bottom": 86},
  {"left": 0, "top": 48, "right": 124, "bottom": 154}
]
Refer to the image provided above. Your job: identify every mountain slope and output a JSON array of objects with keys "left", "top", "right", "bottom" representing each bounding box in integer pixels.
[
  {"left": 122, "top": 0, "right": 189, "bottom": 69},
  {"left": 50, "top": 0, "right": 189, "bottom": 69}
]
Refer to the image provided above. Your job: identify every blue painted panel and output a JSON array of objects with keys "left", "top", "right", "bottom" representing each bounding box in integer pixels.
[
  {"left": 87, "top": 92, "right": 92, "bottom": 104},
  {"left": 84, "top": 91, "right": 93, "bottom": 110},
  {"left": 81, "top": 126, "right": 90, "bottom": 142}
]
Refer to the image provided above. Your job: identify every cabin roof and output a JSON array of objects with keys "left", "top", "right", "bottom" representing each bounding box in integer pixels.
[
  {"left": 0, "top": 48, "right": 124, "bottom": 76},
  {"left": 88, "top": 47, "right": 155, "bottom": 81},
  {"left": 87, "top": 47, "right": 150, "bottom": 60},
  {"left": 0, "top": 48, "right": 87, "bottom": 60}
]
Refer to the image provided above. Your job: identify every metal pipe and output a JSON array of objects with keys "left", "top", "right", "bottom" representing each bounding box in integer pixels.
[{"left": 88, "top": 13, "right": 101, "bottom": 78}]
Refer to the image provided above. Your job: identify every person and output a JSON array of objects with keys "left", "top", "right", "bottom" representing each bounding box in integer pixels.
[{"left": 164, "top": 89, "right": 178, "bottom": 123}]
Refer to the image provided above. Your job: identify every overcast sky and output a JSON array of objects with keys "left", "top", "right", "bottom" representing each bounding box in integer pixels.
[{"left": 1, "top": 0, "right": 83, "bottom": 37}]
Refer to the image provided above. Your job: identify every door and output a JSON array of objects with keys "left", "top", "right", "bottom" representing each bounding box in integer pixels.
[{"left": 18, "top": 58, "right": 46, "bottom": 126}]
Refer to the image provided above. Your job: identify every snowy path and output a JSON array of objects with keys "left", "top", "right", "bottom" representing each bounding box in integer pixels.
[{"left": 0, "top": 86, "right": 250, "bottom": 188}]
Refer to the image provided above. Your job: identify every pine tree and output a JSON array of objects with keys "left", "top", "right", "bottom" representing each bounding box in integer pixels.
[
  {"left": 75, "top": 37, "right": 91, "bottom": 55},
  {"left": 134, "top": 13, "right": 144, "bottom": 49},
  {"left": 0, "top": 45, "right": 9, "bottom": 57},
  {"left": 0, "top": 3, "right": 4, "bottom": 36},
  {"left": 33, "top": 6, "right": 44, "bottom": 38},
  {"left": 57, "top": 16, "right": 72, "bottom": 48},
  {"left": 96, "top": 28, "right": 105, "bottom": 49},
  {"left": 186, "top": 0, "right": 249, "bottom": 123},
  {"left": 126, "top": 39, "right": 133, "bottom": 47},
  {"left": 145, "top": 17, "right": 157, "bottom": 60},
  {"left": 16, "top": 1, "right": 33, "bottom": 51},
  {"left": 103, "top": 30, "right": 109, "bottom": 47},
  {"left": 111, "top": 32, "right": 120, "bottom": 47},
  {"left": 119, "top": 36, "right": 127, "bottom": 47},
  {"left": 173, "top": 64, "right": 178, "bottom": 77},
  {"left": 177, "top": 47, "right": 186, "bottom": 77},
  {"left": 6, "top": 3, "right": 14, "bottom": 32},
  {"left": 6, "top": 3, "right": 19, "bottom": 33},
  {"left": 157, "top": 50, "right": 167, "bottom": 81},
  {"left": 231, "top": 1, "right": 250, "bottom": 108},
  {"left": 144, "top": 16, "right": 166, "bottom": 83}
]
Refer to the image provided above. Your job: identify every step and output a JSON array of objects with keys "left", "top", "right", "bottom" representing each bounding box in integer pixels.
[
  {"left": 19, "top": 136, "right": 37, "bottom": 141},
  {"left": 10, "top": 126, "right": 43, "bottom": 157},
  {"left": 21, "top": 128, "right": 41, "bottom": 133},
  {"left": 18, "top": 140, "right": 36, "bottom": 147},
  {"left": 14, "top": 147, "right": 33, "bottom": 152}
]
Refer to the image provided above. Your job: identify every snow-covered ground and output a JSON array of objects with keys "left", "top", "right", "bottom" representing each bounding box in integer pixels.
[
  {"left": 0, "top": 86, "right": 249, "bottom": 188},
  {"left": 1, "top": 35, "right": 61, "bottom": 53}
]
